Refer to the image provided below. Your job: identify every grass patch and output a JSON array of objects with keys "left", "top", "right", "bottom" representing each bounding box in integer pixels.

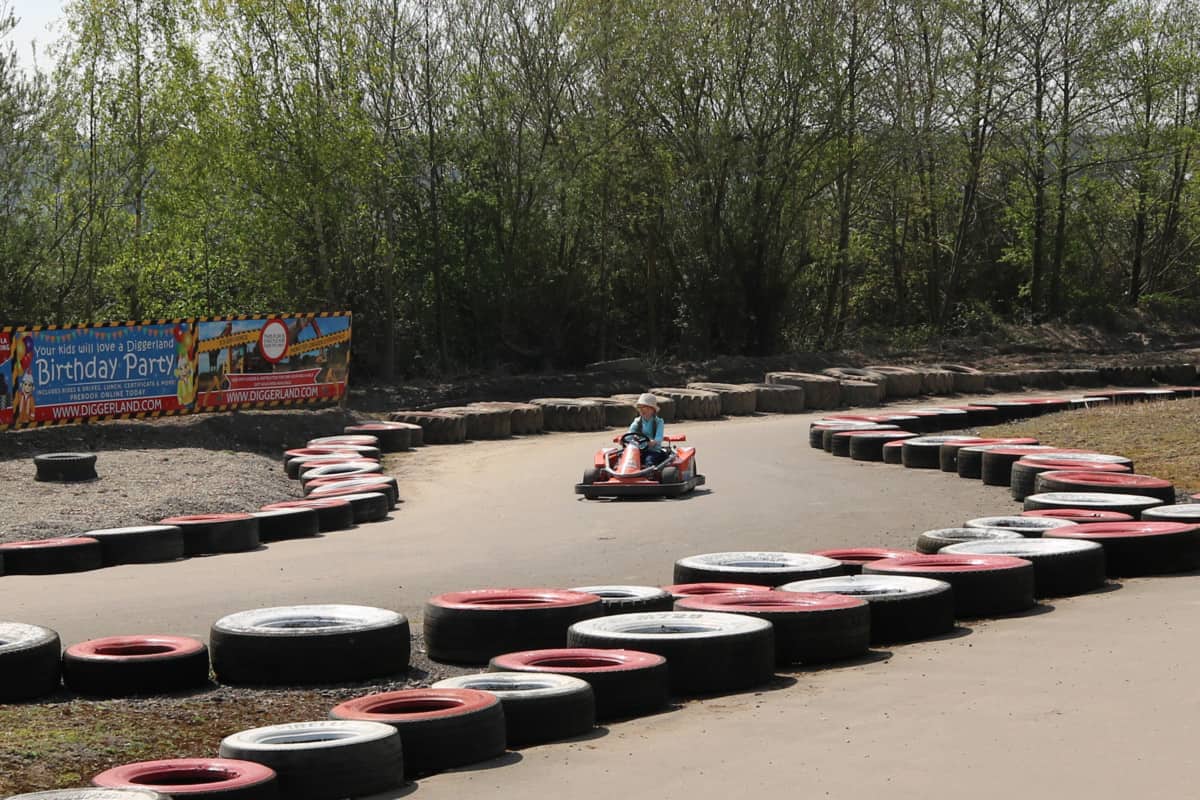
[
  {"left": 0, "top": 693, "right": 336, "bottom": 795},
  {"left": 982, "top": 398, "right": 1200, "bottom": 496}
]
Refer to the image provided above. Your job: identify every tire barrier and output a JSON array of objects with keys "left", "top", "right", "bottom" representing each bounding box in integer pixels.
[
  {"left": 299, "top": 490, "right": 389, "bottom": 522},
  {"left": 387, "top": 410, "right": 468, "bottom": 443},
  {"left": 0, "top": 622, "right": 62, "bottom": 702},
  {"left": 662, "top": 582, "right": 767, "bottom": 598},
  {"left": 528, "top": 399, "right": 608, "bottom": 431},
  {"left": 648, "top": 387, "right": 722, "bottom": 420},
  {"left": 902, "top": 436, "right": 981, "bottom": 469},
  {"left": 260, "top": 499, "right": 355, "bottom": 533},
  {"left": 219, "top": 721, "right": 404, "bottom": 799},
  {"left": 567, "top": 611, "right": 775, "bottom": 694},
  {"left": 830, "top": 427, "right": 899, "bottom": 456},
  {"left": 962, "top": 516, "right": 1079, "bottom": 538},
  {"left": 685, "top": 383, "right": 758, "bottom": 415},
  {"left": 1023, "top": 492, "right": 1164, "bottom": 519},
  {"left": 915, "top": 527, "right": 1025, "bottom": 554},
  {"left": 811, "top": 547, "right": 922, "bottom": 575},
  {"left": 306, "top": 478, "right": 398, "bottom": 508},
  {"left": 0, "top": 537, "right": 103, "bottom": 574},
  {"left": 1020, "top": 508, "right": 1135, "bottom": 523},
  {"left": 432, "top": 672, "right": 596, "bottom": 747},
  {"left": 848, "top": 431, "right": 918, "bottom": 461},
  {"left": 577, "top": 396, "right": 642, "bottom": 428},
  {"left": 777, "top": 575, "right": 955, "bottom": 644},
  {"left": 92, "top": 759, "right": 278, "bottom": 799},
  {"left": 1010, "top": 457, "right": 1131, "bottom": 501},
  {"left": 329, "top": 690, "right": 505, "bottom": 779},
  {"left": 674, "top": 591, "right": 870, "bottom": 665},
  {"left": 34, "top": 452, "right": 98, "bottom": 482},
  {"left": 1141, "top": 504, "right": 1200, "bottom": 523},
  {"left": 864, "top": 554, "right": 1037, "bottom": 618},
  {"left": 63, "top": 635, "right": 210, "bottom": 697},
  {"left": 861, "top": 366, "right": 923, "bottom": 397},
  {"left": 764, "top": 372, "right": 841, "bottom": 409},
  {"left": 743, "top": 383, "right": 805, "bottom": 413},
  {"left": 211, "top": 605, "right": 410, "bottom": 685},
  {"left": 1034, "top": 471, "right": 1176, "bottom": 505},
  {"left": 934, "top": 364, "right": 988, "bottom": 393},
  {"left": 79, "top": 526, "right": 185, "bottom": 566},
  {"left": 469, "top": 402, "right": 545, "bottom": 435},
  {"left": 488, "top": 648, "right": 671, "bottom": 721},
  {"left": 158, "top": 514, "right": 260, "bottom": 556},
  {"left": 423, "top": 589, "right": 605, "bottom": 664},
  {"left": 940, "top": 539, "right": 1106, "bottom": 597},
  {"left": 343, "top": 421, "right": 419, "bottom": 451},
  {"left": 567, "top": 585, "right": 675, "bottom": 614},
  {"left": 250, "top": 508, "right": 321, "bottom": 542},
  {"left": 1046, "top": 522, "right": 1200, "bottom": 576},
  {"left": 435, "top": 405, "right": 513, "bottom": 439},
  {"left": 672, "top": 551, "right": 842, "bottom": 587},
  {"left": 839, "top": 379, "right": 886, "bottom": 407}
]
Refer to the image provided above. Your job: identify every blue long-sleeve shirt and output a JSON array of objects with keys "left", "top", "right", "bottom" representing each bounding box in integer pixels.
[{"left": 628, "top": 415, "right": 665, "bottom": 450}]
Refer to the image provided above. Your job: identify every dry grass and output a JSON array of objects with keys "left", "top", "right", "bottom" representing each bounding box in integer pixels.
[{"left": 982, "top": 398, "right": 1200, "bottom": 496}]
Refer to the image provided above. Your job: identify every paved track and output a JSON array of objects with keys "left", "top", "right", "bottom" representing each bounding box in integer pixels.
[{"left": 6, "top": 406, "right": 1198, "bottom": 799}]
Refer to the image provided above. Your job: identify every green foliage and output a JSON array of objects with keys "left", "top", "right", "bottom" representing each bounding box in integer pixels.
[{"left": 0, "top": 0, "right": 1197, "bottom": 373}]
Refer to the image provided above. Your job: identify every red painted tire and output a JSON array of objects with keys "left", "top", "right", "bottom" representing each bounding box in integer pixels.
[
  {"left": 285, "top": 453, "right": 378, "bottom": 480},
  {"left": 1021, "top": 508, "right": 1135, "bottom": 523},
  {"left": 1047, "top": 522, "right": 1200, "bottom": 576},
  {"left": 423, "top": 589, "right": 604, "bottom": 664},
  {"left": 828, "top": 426, "right": 898, "bottom": 455},
  {"left": 662, "top": 582, "right": 766, "bottom": 598},
  {"left": 261, "top": 498, "right": 355, "bottom": 532},
  {"left": 488, "top": 648, "right": 669, "bottom": 720},
  {"left": 1035, "top": 471, "right": 1176, "bottom": 505},
  {"left": 64, "top": 635, "right": 210, "bottom": 697},
  {"left": 93, "top": 759, "right": 276, "bottom": 798},
  {"left": 675, "top": 591, "right": 870, "bottom": 664},
  {"left": 282, "top": 447, "right": 360, "bottom": 465},
  {"left": 882, "top": 440, "right": 905, "bottom": 464},
  {"left": 300, "top": 490, "right": 389, "bottom": 523},
  {"left": 864, "top": 554, "right": 1036, "bottom": 617},
  {"left": 158, "top": 514, "right": 259, "bottom": 556},
  {"left": 308, "top": 434, "right": 380, "bottom": 447},
  {"left": 331, "top": 689, "right": 505, "bottom": 778},
  {"left": 0, "top": 537, "right": 103, "bottom": 574},
  {"left": 1192, "top": 493, "right": 1200, "bottom": 502},
  {"left": 306, "top": 477, "right": 398, "bottom": 508},
  {"left": 980, "top": 446, "right": 1076, "bottom": 486},
  {"left": 847, "top": 431, "right": 919, "bottom": 461},
  {"left": 812, "top": 548, "right": 921, "bottom": 575}
]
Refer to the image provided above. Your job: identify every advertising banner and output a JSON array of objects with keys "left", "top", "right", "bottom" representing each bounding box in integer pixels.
[{"left": 1, "top": 313, "right": 351, "bottom": 430}]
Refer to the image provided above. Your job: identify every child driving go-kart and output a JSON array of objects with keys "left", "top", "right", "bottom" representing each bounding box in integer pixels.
[{"left": 574, "top": 392, "right": 705, "bottom": 498}]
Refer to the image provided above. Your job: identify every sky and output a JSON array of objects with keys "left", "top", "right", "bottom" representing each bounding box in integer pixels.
[{"left": 7, "top": 0, "right": 66, "bottom": 69}]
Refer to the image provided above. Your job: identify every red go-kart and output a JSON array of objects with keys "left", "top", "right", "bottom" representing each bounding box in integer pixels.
[{"left": 575, "top": 432, "right": 706, "bottom": 499}]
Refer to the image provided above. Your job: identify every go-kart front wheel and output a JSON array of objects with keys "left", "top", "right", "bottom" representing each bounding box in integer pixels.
[
  {"left": 582, "top": 467, "right": 603, "bottom": 486},
  {"left": 661, "top": 467, "right": 681, "bottom": 485}
]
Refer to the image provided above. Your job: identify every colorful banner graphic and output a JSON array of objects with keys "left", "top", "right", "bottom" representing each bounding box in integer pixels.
[{"left": 1, "top": 313, "right": 351, "bottom": 430}]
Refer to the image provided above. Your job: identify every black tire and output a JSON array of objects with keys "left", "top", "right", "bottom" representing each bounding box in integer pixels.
[
  {"left": 1034, "top": 472, "right": 1176, "bottom": 505},
  {"left": 864, "top": 556, "right": 1037, "bottom": 618},
  {"left": 956, "top": 445, "right": 991, "bottom": 479},
  {"left": 915, "top": 528, "right": 1025, "bottom": 554},
  {"left": 344, "top": 422, "right": 414, "bottom": 452},
  {"left": 63, "top": 635, "right": 210, "bottom": 697},
  {"left": 1023, "top": 492, "right": 1164, "bottom": 519},
  {"left": 0, "top": 537, "right": 104, "bottom": 574},
  {"left": 778, "top": 575, "right": 955, "bottom": 644},
  {"left": 902, "top": 437, "right": 973, "bottom": 469},
  {"left": 0, "top": 622, "right": 63, "bottom": 701},
  {"left": 675, "top": 592, "right": 870, "bottom": 665},
  {"left": 329, "top": 689, "right": 506, "bottom": 778},
  {"left": 304, "top": 490, "right": 389, "bottom": 523},
  {"left": 940, "top": 441, "right": 984, "bottom": 473},
  {"left": 423, "top": 589, "right": 605, "bottom": 665},
  {"left": 80, "top": 526, "right": 185, "bottom": 566},
  {"left": 829, "top": 431, "right": 856, "bottom": 457},
  {"left": 747, "top": 383, "right": 805, "bottom": 413},
  {"left": 307, "top": 477, "right": 398, "bottom": 508},
  {"left": 33, "top": 452, "right": 98, "bottom": 482},
  {"left": 488, "top": 648, "right": 671, "bottom": 721},
  {"left": 219, "top": 720, "right": 404, "bottom": 800},
  {"left": 211, "top": 605, "right": 410, "bottom": 685},
  {"left": 261, "top": 499, "right": 355, "bottom": 533},
  {"left": 250, "top": 508, "right": 321, "bottom": 542},
  {"left": 568, "top": 585, "right": 675, "bottom": 614},
  {"left": 567, "top": 611, "right": 775, "bottom": 694},
  {"left": 1010, "top": 460, "right": 1049, "bottom": 500},
  {"left": 388, "top": 411, "right": 468, "bottom": 443},
  {"left": 963, "top": 516, "right": 1079, "bottom": 538},
  {"left": 581, "top": 467, "right": 603, "bottom": 486},
  {"left": 848, "top": 432, "right": 916, "bottom": 461},
  {"left": 882, "top": 442, "right": 904, "bottom": 464},
  {"left": 660, "top": 466, "right": 681, "bottom": 485},
  {"left": 672, "top": 551, "right": 842, "bottom": 587},
  {"left": 1141, "top": 504, "right": 1200, "bottom": 524},
  {"left": 433, "top": 672, "right": 596, "bottom": 746},
  {"left": 300, "top": 462, "right": 382, "bottom": 485},
  {"left": 528, "top": 399, "right": 607, "bottom": 431},
  {"left": 159, "top": 514, "right": 260, "bottom": 556},
  {"left": 981, "top": 448, "right": 1056, "bottom": 487},
  {"left": 686, "top": 382, "right": 758, "bottom": 415},
  {"left": 941, "top": 540, "right": 1107, "bottom": 597},
  {"left": 1046, "top": 523, "right": 1200, "bottom": 576}
]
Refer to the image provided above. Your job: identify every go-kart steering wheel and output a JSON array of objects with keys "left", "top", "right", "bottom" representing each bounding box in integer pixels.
[{"left": 621, "top": 432, "right": 651, "bottom": 449}]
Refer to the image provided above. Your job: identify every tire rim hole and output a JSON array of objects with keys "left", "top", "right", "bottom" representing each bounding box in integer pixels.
[
  {"left": 366, "top": 699, "right": 467, "bottom": 713},
  {"left": 529, "top": 657, "right": 623, "bottom": 668},
  {"left": 132, "top": 769, "right": 238, "bottom": 785},
  {"left": 258, "top": 618, "right": 352, "bottom": 629},
  {"left": 95, "top": 644, "right": 175, "bottom": 656}
]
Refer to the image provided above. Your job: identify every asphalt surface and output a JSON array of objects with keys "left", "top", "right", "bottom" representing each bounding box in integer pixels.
[{"left": 6, "top": 406, "right": 1199, "bottom": 799}]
